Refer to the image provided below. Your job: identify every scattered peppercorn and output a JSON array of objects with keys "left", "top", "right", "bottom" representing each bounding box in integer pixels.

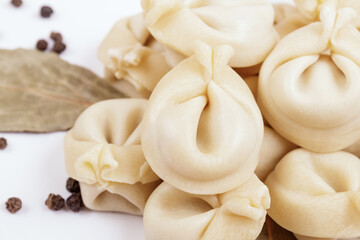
[
  {"left": 40, "top": 6, "right": 53, "bottom": 18},
  {"left": 51, "top": 41, "right": 66, "bottom": 54},
  {"left": 10, "top": 0, "right": 22, "bottom": 7},
  {"left": 45, "top": 194, "right": 65, "bottom": 211},
  {"left": 36, "top": 39, "right": 48, "bottom": 51},
  {"left": 66, "top": 178, "right": 80, "bottom": 193},
  {"left": 6, "top": 197, "right": 22, "bottom": 214},
  {"left": 0, "top": 137, "right": 7, "bottom": 150},
  {"left": 50, "top": 32, "right": 63, "bottom": 43},
  {"left": 66, "top": 193, "right": 83, "bottom": 212}
]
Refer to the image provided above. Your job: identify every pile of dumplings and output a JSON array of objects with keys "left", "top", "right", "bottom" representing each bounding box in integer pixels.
[{"left": 64, "top": 0, "right": 360, "bottom": 239}]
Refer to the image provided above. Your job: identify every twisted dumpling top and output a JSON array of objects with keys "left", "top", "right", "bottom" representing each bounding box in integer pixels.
[
  {"left": 98, "top": 14, "right": 172, "bottom": 98},
  {"left": 294, "top": 0, "right": 360, "bottom": 20}
]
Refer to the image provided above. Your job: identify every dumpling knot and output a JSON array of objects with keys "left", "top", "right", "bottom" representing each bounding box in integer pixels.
[
  {"left": 193, "top": 41, "right": 234, "bottom": 84},
  {"left": 75, "top": 144, "right": 118, "bottom": 187},
  {"left": 142, "top": 0, "right": 181, "bottom": 27},
  {"left": 107, "top": 44, "right": 148, "bottom": 79},
  {"left": 315, "top": 5, "right": 357, "bottom": 49},
  {"left": 295, "top": 0, "right": 356, "bottom": 20}
]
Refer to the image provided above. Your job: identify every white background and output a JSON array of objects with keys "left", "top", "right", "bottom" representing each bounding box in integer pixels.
[{"left": 0, "top": 0, "right": 290, "bottom": 239}]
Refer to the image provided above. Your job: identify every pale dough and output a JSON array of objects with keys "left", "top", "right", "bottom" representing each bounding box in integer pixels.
[
  {"left": 142, "top": 0, "right": 278, "bottom": 67},
  {"left": 258, "top": 6, "right": 360, "bottom": 152},
  {"left": 141, "top": 42, "right": 263, "bottom": 194},
  {"left": 64, "top": 99, "right": 160, "bottom": 215},
  {"left": 144, "top": 175, "right": 270, "bottom": 240},
  {"left": 266, "top": 149, "right": 360, "bottom": 239}
]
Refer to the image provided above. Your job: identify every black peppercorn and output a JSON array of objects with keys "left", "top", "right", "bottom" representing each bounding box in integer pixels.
[
  {"left": 52, "top": 41, "right": 66, "bottom": 54},
  {"left": 66, "top": 178, "right": 80, "bottom": 193},
  {"left": 66, "top": 193, "right": 83, "bottom": 212},
  {"left": 6, "top": 197, "right": 22, "bottom": 213},
  {"left": 0, "top": 137, "right": 7, "bottom": 150},
  {"left": 36, "top": 39, "right": 48, "bottom": 51},
  {"left": 45, "top": 194, "right": 65, "bottom": 211},
  {"left": 50, "top": 32, "right": 63, "bottom": 43},
  {"left": 40, "top": 6, "right": 53, "bottom": 18},
  {"left": 10, "top": 0, "right": 22, "bottom": 7}
]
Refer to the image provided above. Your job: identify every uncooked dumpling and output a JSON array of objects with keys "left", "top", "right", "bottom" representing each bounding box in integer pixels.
[
  {"left": 141, "top": 42, "right": 263, "bottom": 194},
  {"left": 64, "top": 99, "right": 160, "bottom": 215},
  {"left": 78, "top": 182, "right": 158, "bottom": 215},
  {"left": 144, "top": 175, "right": 270, "bottom": 240},
  {"left": 273, "top": 3, "right": 310, "bottom": 38},
  {"left": 258, "top": 6, "right": 360, "bottom": 152},
  {"left": 265, "top": 148, "right": 360, "bottom": 240},
  {"left": 294, "top": 0, "right": 360, "bottom": 20},
  {"left": 274, "top": 3, "right": 298, "bottom": 23},
  {"left": 255, "top": 126, "right": 297, "bottom": 181},
  {"left": 141, "top": 0, "right": 278, "bottom": 67},
  {"left": 242, "top": 75, "right": 273, "bottom": 126},
  {"left": 98, "top": 14, "right": 172, "bottom": 98}
]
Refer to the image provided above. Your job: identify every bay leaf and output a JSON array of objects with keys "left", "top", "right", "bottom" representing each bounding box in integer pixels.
[
  {"left": 257, "top": 216, "right": 297, "bottom": 240},
  {"left": 0, "top": 48, "right": 124, "bottom": 132}
]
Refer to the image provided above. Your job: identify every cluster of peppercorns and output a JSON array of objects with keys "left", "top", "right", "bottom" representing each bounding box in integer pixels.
[
  {"left": 45, "top": 178, "right": 84, "bottom": 212},
  {"left": 5, "top": 178, "right": 84, "bottom": 214},
  {"left": 36, "top": 32, "right": 66, "bottom": 54},
  {"left": 2, "top": 139, "right": 81, "bottom": 214},
  {"left": 10, "top": 0, "right": 66, "bottom": 54}
]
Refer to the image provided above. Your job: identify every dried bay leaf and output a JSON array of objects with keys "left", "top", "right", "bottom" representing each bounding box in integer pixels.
[
  {"left": 257, "top": 217, "right": 297, "bottom": 240},
  {"left": 0, "top": 49, "right": 124, "bottom": 132}
]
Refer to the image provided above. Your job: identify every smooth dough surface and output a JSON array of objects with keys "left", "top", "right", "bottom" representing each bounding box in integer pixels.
[
  {"left": 255, "top": 126, "right": 297, "bottom": 181},
  {"left": 242, "top": 75, "right": 272, "bottom": 127},
  {"left": 274, "top": 3, "right": 310, "bottom": 38},
  {"left": 141, "top": 0, "right": 278, "bottom": 67},
  {"left": 265, "top": 148, "right": 360, "bottom": 239},
  {"left": 141, "top": 42, "right": 263, "bottom": 194},
  {"left": 64, "top": 99, "right": 160, "bottom": 215},
  {"left": 98, "top": 14, "right": 172, "bottom": 98},
  {"left": 144, "top": 175, "right": 270, "bottom": 240},
  {"left": 258, "top": 6, "right": 360, "bottom": 152}
]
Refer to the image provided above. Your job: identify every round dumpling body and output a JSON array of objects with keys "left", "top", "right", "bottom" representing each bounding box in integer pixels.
[
  {"left": 64, "top": 99, "right": 160, "bottom": 215},
  {"left": 258, "top": 6, "right": 360, "bottom": 152},
  {"left": 144, "top": 175, "right": 270, "bottom": 240},
  {"left": 266, "top": 148, "right": 360, "bottom": 239},
  {"left": 141, "top": 42, "right": 264, "bottom": 194}
]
